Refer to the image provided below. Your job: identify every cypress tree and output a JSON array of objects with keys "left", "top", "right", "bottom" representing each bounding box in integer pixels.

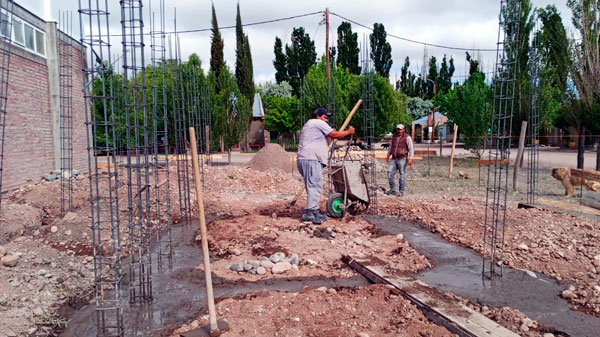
[
  {"left": 273, "top": 37, "right": 289, "bottom": 83},
  {"left": 210, "top": 3, "right": 225, "bottom": 92},
  {"left": 235, "top": 3, "right": 254, "bottom": 107},
  {"left": 337, "top": 21, "right": 360, "bottom": 74}
]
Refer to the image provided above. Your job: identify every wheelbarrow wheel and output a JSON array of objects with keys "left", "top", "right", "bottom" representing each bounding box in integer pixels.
[{"left": 327, "top": 193, "right": 345, "bottom": 218}]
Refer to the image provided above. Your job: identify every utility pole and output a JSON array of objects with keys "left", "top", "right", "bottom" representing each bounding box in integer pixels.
[{"left": 325, "top": 7, "right": 330, "bottom": 81}]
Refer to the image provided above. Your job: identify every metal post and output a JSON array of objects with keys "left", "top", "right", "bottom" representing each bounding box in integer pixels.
[{"left": 0, "top": 0, "right": 14, "bottom": 213}]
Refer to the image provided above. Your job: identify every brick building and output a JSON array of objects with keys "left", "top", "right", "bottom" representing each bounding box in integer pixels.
[{"left": 2, "top": 3, "right": 86, "bottom": 191}]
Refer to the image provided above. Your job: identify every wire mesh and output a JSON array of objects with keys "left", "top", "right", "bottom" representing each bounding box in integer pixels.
[
  {"left": 527, "top": 17, "right": 541, "bottom": 205},
  {"left": 0, "top": 0, "right": 13, "bottom": 213},
  {"left": 78, "top": 0, "right": 124, "bottom": 334},
  {"left": 483, "top": 0, "right": 522, "bottom": 279},
  {"left": 149, "top": 0, "right": 172, "bottom": 264},
  {"left": 361, "top": 36, "right": 377, "bottom": 213},
  {"left": 120, "top": 0, "right": 153, "bottom": 303},
  {"left": 59, "top": 11, "right": 74, "bottom": 216}
]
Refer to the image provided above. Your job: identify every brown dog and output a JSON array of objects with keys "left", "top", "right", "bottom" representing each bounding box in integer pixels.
[{"left": 552, "top": 167, "right": 600, "bottom": 197}]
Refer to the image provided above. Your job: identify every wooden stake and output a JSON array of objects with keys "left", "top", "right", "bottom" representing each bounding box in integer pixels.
[
  {"left": 289, "top": 99, "right": 363, "bottom": 206},
  {"left": 513, "top": 121, "right": 527, "bottom": 191},
  {"left": 189, "top": 127, "right": 218, "bottom": 332},
  {"left": 448, "top": 124, "right": 458, "bottom": 179},
  {"left": 411, "top": 123, "right": 415, "bottom": 141}
]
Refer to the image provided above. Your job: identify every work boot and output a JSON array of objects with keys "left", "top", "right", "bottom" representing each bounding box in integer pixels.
[
  {"left": 385, "top": 189, "right": 397, "bottom": 196},
  {"left": 398, "top": 190, "right": 404, "bottom": 197},
  {"left": 312, "top": 209, "right": 328, "bottom": 222},
  {"left": 301, "top": 210, "right": 322, "bottom": 225}
]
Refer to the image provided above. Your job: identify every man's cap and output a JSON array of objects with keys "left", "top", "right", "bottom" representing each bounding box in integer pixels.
[
  {"left": 396, "top": 124, "right": 405, "bottom": 130},
  {"left": 313, "top": 107, "right": 332, "bottom": 117}
]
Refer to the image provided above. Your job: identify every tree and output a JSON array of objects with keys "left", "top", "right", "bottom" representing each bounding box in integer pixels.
[
  {"left": 210, "top": 3, "right": 225, "bottom": 92},
  {"left": 258, "top": 81, "right": 293, "bottom": 98},
  {"left": 437, "top": 72, "right": 492, "bottom": 151},
  {"left": 212, "top": 66, "right": 251, "bottom": 163},
  {"left": 437, "top": 55, "right": 455, "bottom": 95},
  {"left": 398, "top": 56, "right": 421, "bottom": 97},
  {"left": 370, "top": 23, "right": 392, "bottom": 78},
  {"left": 567, "top": 0, "right": 600, "bottom": 169},
  {"left": 235, "top": 3, "right": 254, "bottom": 107},
  {"left": 273, "top": 37, "right": 288, "bottom": 83},
  {"left": 263, "top": 95, "right": 302, "bottom": 143},
  {"left": 424, "top": 56, "right": 438, "bottom": 100},
  {"left": 536, "top": 5, "right": 570, "bottom": 131},
  {"left": 337, "top": 21, "right": 360, "bottom": 75},
  {"left": 285, "top": 27, "right": 317, "bottom": 96},
  {"left": 407, "top": 97, "right": 433, "bottom": 119}
]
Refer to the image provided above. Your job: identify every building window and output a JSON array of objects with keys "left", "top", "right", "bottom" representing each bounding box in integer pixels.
[
  {"left": 12, "top": 17, "right": 23, "bottom": 45},
  {"left": 11, "top": 15, "right": 45, "bottom": 57},
  {"left": 0, "top": 12, "right": 8, "bottom": 38}
]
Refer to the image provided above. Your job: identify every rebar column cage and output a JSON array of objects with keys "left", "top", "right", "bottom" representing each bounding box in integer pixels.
[
  {"left": 0, "top": 0, "right": 14, "bottom": 213},
  {"left": 361, "top": 36, "right": 377, "bottom": 213},
  {"left": 527, "top": 18, "right": 541, "bottom": 205},
  {"left": 59, "top": 11, "right": 74, "bottom": 216},
  {"left": 483, "top": 0, "right": 522, "bottom": 279},
  {"left": 170, "top": 31, "right": 192, "bottom": 223},
  {"left": 149, "top": 0, "right": 171, "bottom": 263},
  {"left": 78, "top": 0, "right": 124, "bottom": 335},
  {"left": 120, "top": 0, "right": 153, "bottom": 303}
]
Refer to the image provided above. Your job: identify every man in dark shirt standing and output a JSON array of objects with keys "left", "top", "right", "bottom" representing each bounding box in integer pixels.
[{"left": 386, "top": 124, "right": 414, "bottom": 197}]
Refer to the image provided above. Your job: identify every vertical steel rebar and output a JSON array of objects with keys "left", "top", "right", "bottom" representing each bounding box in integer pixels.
[
  {"left": 120, "top": 0, "right": 153, "bottom": 303},
  {"left": 527, "top": 17, "right": 541, "bottom": 205},
  {"left": 149, "top": 0, "right": 172, "bottom": 264},
  {"left": 361, "top": 36, "right": 377, "bottom": 213},
  {"left": 0, "top": 0, "right": 14, "bottom": 213},
  {"left": 483, "top": 0, "right": 522, "bottom": 279},
  {"left": 59, "top": 10, "right": 74, "bottom": 216},
  {"left": 78, "top": 0, "right": 124, "bottom": 334}
]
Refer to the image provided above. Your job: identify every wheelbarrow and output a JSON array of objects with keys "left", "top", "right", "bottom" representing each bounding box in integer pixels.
[{"left": 326, "top": 139, "right": 371, "bottom": 217}]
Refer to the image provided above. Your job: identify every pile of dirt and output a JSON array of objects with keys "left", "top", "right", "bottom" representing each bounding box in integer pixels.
[{"left": 247, "top": 144, "right": 294, "bottom": 173}]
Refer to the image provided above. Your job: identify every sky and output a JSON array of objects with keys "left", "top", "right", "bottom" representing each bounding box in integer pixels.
[{"left": 19, "top": 0, "right": 574, "bottom": 84}]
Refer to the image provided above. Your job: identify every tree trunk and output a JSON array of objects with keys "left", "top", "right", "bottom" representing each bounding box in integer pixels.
[
  {"left": 220, "top": 135, "right": 225, "bottom": 153},
  {"left": 577, "top": 124, "right": 585, "bottom": 169},
  {"left": 596, "top": 137, "right": 600, "bottom": 171},
  {"left": 228, "top": 147, "right": 231, "bottom": 165}
]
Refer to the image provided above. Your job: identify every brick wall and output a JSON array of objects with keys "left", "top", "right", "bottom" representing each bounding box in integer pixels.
[{"left": 2, "top": 44, "right": 87, "bottom": 191}]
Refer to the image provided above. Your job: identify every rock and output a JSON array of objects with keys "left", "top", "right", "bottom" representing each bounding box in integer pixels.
[
  {"left": 292, "top": 317, "right": 300, "bottom": 322},
  {"left": 243, "top": 263, "right": 253, "bottom": 272},
  {"left": 260, "top": 260, "right": 274, "bottom": 269},
  {"left": 65, "top": 230, "right": 72, "bottom": 236},
  {"left": 521, "top": 318, "right": 533, "bottom": 327},
  {"left": 272, "top": 261, "right": 292, "bottom": 274},
  {"left": 72, "top": 169, "right": 81, "bottom": 176},
  {"left": 519, "top": 323, "right": 529, "bottom": 332},
  {"left": 594, "top": 285, "right": 600, "bottom": 293},
  {"left": 62, "top": 171, "right": 72, "bottom": 179},
  {"left": 288, "top": 253, "right": 299, "bottom": 265},
  {"left": 316, "top": 287, "right": 328, "bottom": 292},
  {"left": 518, "top": 243, "right": 529, "bottom": 251},
  {"left": 357, "top": 333, "right": 370, "bottom": 337},
  {"left": 291, "top": 264, "right": 298, "bottom": 271},
  {"left": 44, "top": 173, "right": 58, "bottom": 181},
  {"left": 232, "top": 249, "right": 241, "bottom": 256},
  {"left": 248, "top": 260, "right": 260, "bottom": 268},
  {"left": 269, "top": 254, "right": 281, "bottom": 263},
  {"left": 50, "top": 226, "right": 58, "bottom": 233},
  {"left": 33, "top": 307, "right": 44, "bottom": 316},
  {"left": 229, "top": 263, "right": 244, "bottom": 272},
  {"left": 305, "top": 259, "right": 317, "bottom": 265},
  {"left": 1, "top": 254, "right": 19, "bottom": 267},
  {"left": 396, "top": 234, "right": 404, "bottom": 241},
  {"left": 256, "top": 267, "right": 266, "bottom": 275},
  {"left": 561, "top": 289, "right": 576, "bottom": 300},
  {"left": 327, "top": 288, "right": 337, "bottom": 295},
  {"left": 275, "top": 252, "right": 286, "bottom": 260},
  {"left": 543, "top": 334, "right": 555, "bottom": 337},
  {"left": 0, "top": 246, "right": 5, "bottom": 257}
]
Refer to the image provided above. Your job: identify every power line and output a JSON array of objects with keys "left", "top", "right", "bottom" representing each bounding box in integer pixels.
[{"left": 329, "top": 11, "right": 498, "bottom": 52}]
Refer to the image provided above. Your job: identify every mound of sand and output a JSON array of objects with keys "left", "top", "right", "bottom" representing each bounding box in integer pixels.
[{"left": 247, "top": 143, "right": 294, "bottom": 173}]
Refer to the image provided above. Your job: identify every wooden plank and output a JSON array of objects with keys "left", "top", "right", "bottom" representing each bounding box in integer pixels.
[
  {"left": 537, "top": 197, "right": 600, "bottom": 217},
  {"left": 477, "top": 159, "right": 507, "bottom": 166},
  {"left": 343, "top": 255, "right": 520, "bottom": 337},
  {"left": 415, "top": 150, "right": 437, "bottom": 156},
  {"left": 569, "top": 168, "right": 600, "bottom": 182}
]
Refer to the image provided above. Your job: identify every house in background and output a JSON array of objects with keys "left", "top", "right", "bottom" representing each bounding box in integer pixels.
[
  {"left": 246, "top": 92, "right": 269, "bottom": 149},
  {"left": 411, "top": 111, "right": 454, "bottom": 143}
]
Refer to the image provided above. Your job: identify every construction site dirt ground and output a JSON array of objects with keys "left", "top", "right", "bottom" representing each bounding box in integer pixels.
[{"left": 0, "top": 147, "right": 599, "bottom": 337}]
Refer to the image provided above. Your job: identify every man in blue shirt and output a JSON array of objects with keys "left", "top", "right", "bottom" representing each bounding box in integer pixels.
[{"left": 297, "top": 108, "right": 355, "bottom": 224}]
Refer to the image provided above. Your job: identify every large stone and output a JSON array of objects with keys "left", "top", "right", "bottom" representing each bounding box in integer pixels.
[
  {"left": 518, "top": 243, "right": 529, "bottom": 251},
  {"left": 256, "top": 267, "right": 266, "bottom": 275},
  {"left": 288, "top": 253, "right": 299, "bottom": 265},
  {"left": 272, "top": 261, "right": 292, "bottom": 274},
  {"left": 269, "top": 254, "right": 281, "bottom": 263},
  {"left": 1, "top": 254, "right": 19, "bottom": 267},
  {"left": 229, "top": 263, "right": 244, "bottom": 272},
  {"left": 561, "top": 289, "right": 576, "bottom": 300},
  {"left": 260, "top": 260, "right": 274, "bottom": 269},
  {"left": 243, "top": 263, "right": 254, "bottom": 272}
]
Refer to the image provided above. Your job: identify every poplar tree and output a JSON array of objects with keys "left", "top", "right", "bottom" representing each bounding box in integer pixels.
[
  {"left": 337, "top": 21, "right": 360, "bottom": 74},
  {"left": 369, "top": 23, "right": 392, "bottom": 78},
  {"left": 273, "top": 37, "right": 289, "bottom": 83}
]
